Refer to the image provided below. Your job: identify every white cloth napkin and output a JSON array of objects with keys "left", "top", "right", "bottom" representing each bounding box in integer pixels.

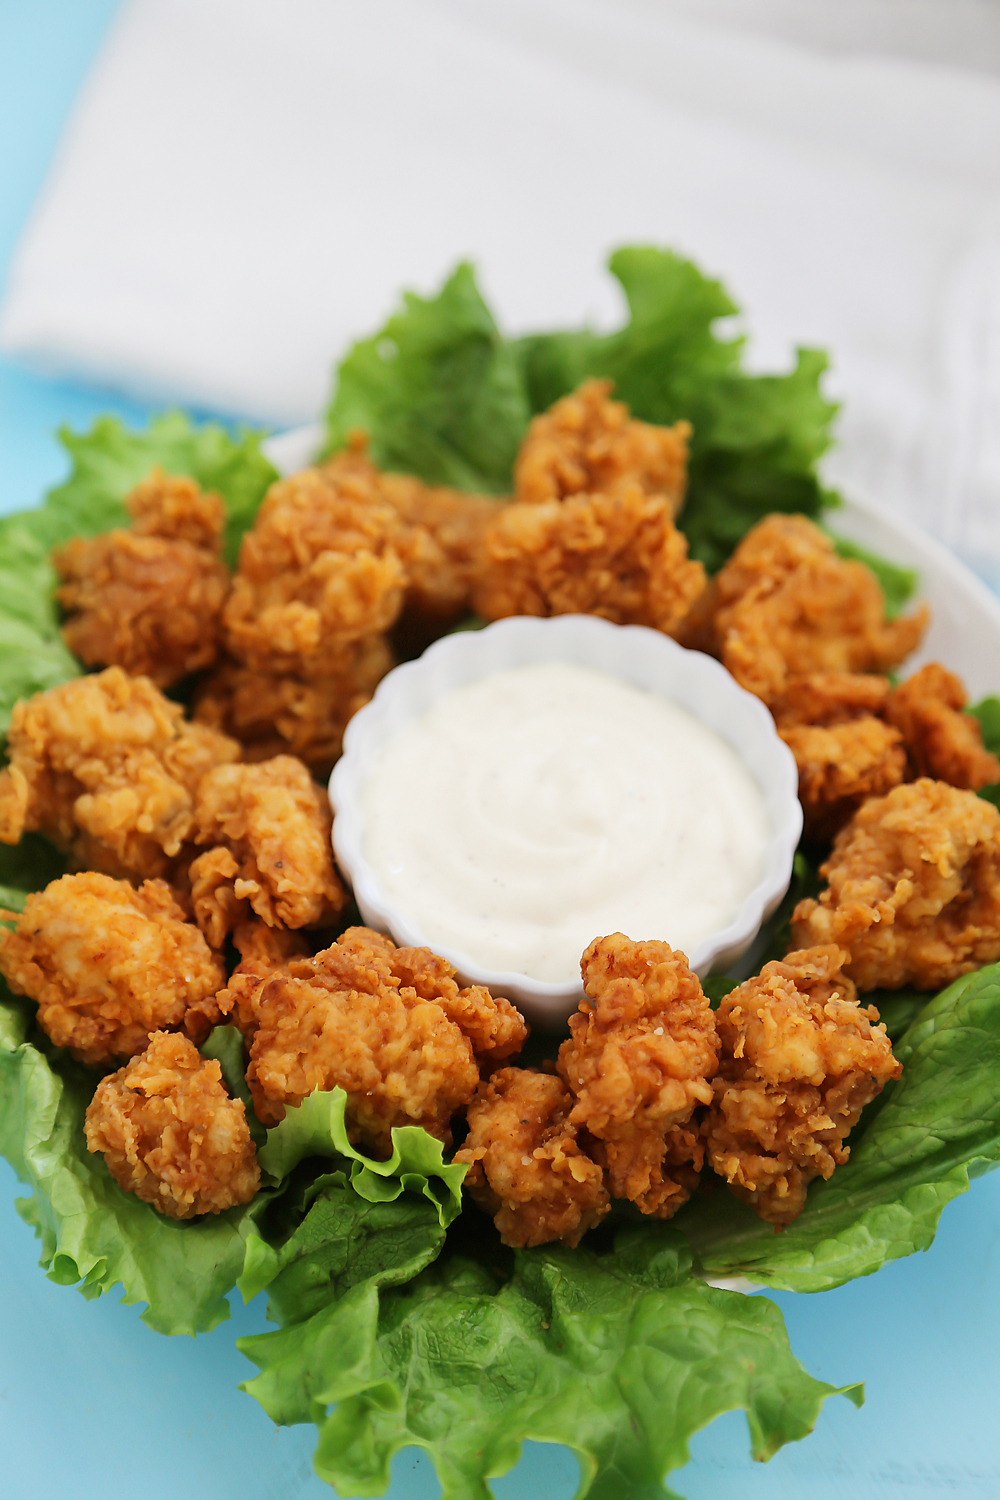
[{"left": 3, "top": 0, "right": 1000, "bottom": 582}]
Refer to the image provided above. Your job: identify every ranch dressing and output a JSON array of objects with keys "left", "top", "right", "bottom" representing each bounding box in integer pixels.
[{"left": 359, "top": 661, "right": 769, "bottom": 983}]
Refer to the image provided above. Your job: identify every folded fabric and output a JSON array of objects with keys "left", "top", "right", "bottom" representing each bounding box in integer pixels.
[{"left": 2, "top": 0, "right": 1000, "bottom": 582}]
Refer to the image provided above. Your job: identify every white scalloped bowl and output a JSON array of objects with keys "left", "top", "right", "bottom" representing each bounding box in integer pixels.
[{"left": 329, "top": 614, "right": 802, "bottom": 1026}]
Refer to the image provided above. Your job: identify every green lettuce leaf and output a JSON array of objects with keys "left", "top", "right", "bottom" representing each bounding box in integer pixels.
[
  {"left": 256, "top": 1086, "right": 466, "bottom": 1225},
  {"left": 679, "top": 965, "right": 1000, "bottom": 1291},
  {"left": 323, "top": 248, "right": 839, "bottom": 572},
  {"left": 0, "top": 834, "right": 67, "bottom": 913},
  {"left": 323, "top": 263, "right": 530, "bottom": 494},
  {"left": 239, "top": 1223, "right": 861, "bottom": 1500},
  {"left": 0, "top": 412, "right": 277, "bottom": 744}
]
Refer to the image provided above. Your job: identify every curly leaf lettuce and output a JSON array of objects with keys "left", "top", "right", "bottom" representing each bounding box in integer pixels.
[
  {"left": 0, "top": 412, "right": 277, "bottom": 742},
  {"left": 324, "top": 247, "right": 839, "bottom": 571},
  {"left": 239, "top": 1224, "right": 860, "bottom": 1500}
]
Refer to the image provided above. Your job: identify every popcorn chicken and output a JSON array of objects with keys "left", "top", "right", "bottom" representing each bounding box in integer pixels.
[
  {"left": 514, "top": 380, "right": 690, "bottom": 517},
  {"left": 188, "top": 755, "right": 346, "bottom": 946},
  {"left": 0, "top": 872, "right": 223, "bottom": 1066},
  {"left": 222, "top": 466, "right": 405, "bottom": 676},
  {"left": 454, "top": 1068, "right": 609, "bottom": 1248},
  {"left": 557, "top": 933, "right": 719, "bottom": 1218},
  {"left": 52, "top": 469, "right": 229, "bottom": 688},
  {"left": 704, "top": 945, "right": 901, "bottom": 1225},
  {"left": 0, "top": 667, "right": 240, "bottom": 880},
  {"left": 886, "top": 663, "right": 1000, "bottom": 790},
  {"left": 85, "top": 1030, "right": 259, "bottom": 1219},
  {"left": 689, "top": 514, "right": 928, "bottom": 704},
  {"left": 472, "top": 484, "right": 706, "bottom": 634},
  {"left": 241, "top": 927, "right": 524, "bottom": 1149},
  {"left": 771, "top": 672, "right": 906, "bottom": 840},
  {"left": 791, "top": 779, "right": 1000, "bottom": 990}
]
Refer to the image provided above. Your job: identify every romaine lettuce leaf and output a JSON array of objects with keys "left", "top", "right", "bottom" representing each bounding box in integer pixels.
[
  {"left": 239, "top": 1223, "right": 861, "bottom": 1500},
  {"left": 679, "top": 964, "right": 1000, "bottom": 1291}
]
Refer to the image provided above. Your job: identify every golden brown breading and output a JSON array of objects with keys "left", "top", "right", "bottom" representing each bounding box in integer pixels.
[
  {"left": 53, "top": 469, "right": 228, "bottom": 688},
  {"left": 703, "top": 945, "right": 901, "bottom": 1226},
  {"left": 85, "top": 1030, "right": 259, "bottom": 1219},
  {"left": 337, "top": 930, "right": 529, "bottom": 1064},
  {"left": 791, "top": 779, "right": 1000, "bottom": 990},
  {"left": 454, "top": 1068, "right": 609, "bottom": 1248},
  {"left": 886, "top": 663, "right": 1000, "bottom": 789},
  {"left": 472, "top": 484, "right": 706, "bottom": 634},
  {"left": 321, "top": 437, "right": 496, "bottom": 643},
  {"left": 556, "top": 933, "right": 719, "bottom": 1218},
  {"left": 693, "top": 515, "right": 928, "bottom": 703},
  {"left": 216, "top": 919, "right": 312, "bottom": 1036},
  {"left": 0, "top": 667, "right": 240, "bottom": 879},
  {"left": 193, "top": 635, "right": 393, "bottom": 776},
  {"left": 188, "top": 756, "right": 345, "bottom": 946},
  {"left": 243, "top": 927, "right": 522, "bottom": 1148},
  {"left": 514, "top": 380, "right": 690, "bottom": 517},
  {"left": 771, "top": 672, "right": 906, "bottom": 840},
  {"left": 0, "top": 872, "right": 224, "bottom": 1066},
  {"left": 222, "top": 466, "right": 405, "bottom": 675}
]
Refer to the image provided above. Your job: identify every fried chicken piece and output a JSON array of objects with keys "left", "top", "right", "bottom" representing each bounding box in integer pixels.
[
  {"left": 0, "top": 872, "right": 224, "bottom": 1066},
  {"left": 340, "top": 929, "right": 528, "bottom": 1064},
  {"left": 791, "top": 779, "right": 1000, "bottom": 990},
  {"left": 243, "top": 927, "right": 522, "bottom": 1148},
  {"left": 216, "top": 919, "right": 312, "bottom": 1036},
  {"left": 887, "top": 663, "right": 1000, "bottom": 789},
  {"left": 556, "top": 934, "right": 719, "bottom": 1218},
  {"left": 193, "top": 635, "right": 393, "bottom": 776},
  {"left": 85, "top": 1030, "right": 259, "bottom": 1219},
  {"left": 514, "top": 380, "right": 690, "bottom": 518},
  {"left": 322, "top": 436, "right": 496, "bottom": 646},
  {"left": 188, "top": 756, "right": 346, "bottom": 947},
  {"left": 771, "top": 672, "right": 906, "bottom": 840},
  {"left": 692, "top": 515, "right": 928, "bottom": 703},
  {"left": 53, "top": 469, "right": 228, "bottom": 688},
  {"left": 222, "top": 466, "right": 405, "bottom": 676},
  {"left": 472, "top": 483, "right": 706, "bottom": 634},
  {"left": 454, "top": 1068, "right": 609, "bottom": 1248},
  {"left": 703, "top": 945, "right": 901, "bottom": 1226},
  {"left": 0, "top": 667, "right": 240, "bottom": 879}
]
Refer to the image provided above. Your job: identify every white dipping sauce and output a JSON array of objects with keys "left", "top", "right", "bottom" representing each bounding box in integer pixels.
[{"left": 359, "top": 662, "right": 769, "bottom": 984}]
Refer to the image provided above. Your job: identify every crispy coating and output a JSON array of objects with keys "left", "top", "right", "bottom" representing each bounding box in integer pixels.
[
  {"left": 193, "top": 635, "right": 393, "bottom": 776},
  {"left": 886, "top": 663, "right": 1000, "bottom": 789},
  {"left": 791, "top": 779, "right": 1000, "bottom": 990},
  {"left": 0, "top": 667, "right": 240, "bottom": 878},
  {"left": 189, "top": 756, "right": 345, "bottom": 946},
  {"left": 557, "top": 934, "right": 719, "bottom": 1217},
  {"left": 322, "top": 438, "right": 496, "bottom": 643},
  {"left": 693, "top": 515, "right": 928, "bottom": 703},
  {"left": 772, "top": 672, "right": 906, "bottom": 840},
  {"left": 341, "top": 929, "right": 529, "bottom": 1063},
  {"left": 53, "top": 469, "right": 228, "bottom": 688},
  {"left": 514, "top": 380, "right": 690, "bottom": 518},
  {"left": 703, "top": 945, "right": 901, "bottom": 1225},
  {"left": 472, "top": 483, "right": 706, "bottom": 634},
  {"left": 243, "top": 927, "right": 523, "bottom": 1148},
  {"left": 454, "top": 1068, "right": 610, "bottom": 1248},
  {"left": 85, "top": 1030, "right": 259, "bottom": 1219},
  {"left": 216, "top": 919, "right": 312, "bottom": 1036},
  {"left": 0, "top": 872, "right": 224, "bottom": 1066},
  {"left": 223, "top": 466, "right": 405, "bottom": 675}
]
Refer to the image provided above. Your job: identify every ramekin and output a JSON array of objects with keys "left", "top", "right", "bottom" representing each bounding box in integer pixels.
[{"left": 329, "top": 614, "right": 802, "bottom": 1027}]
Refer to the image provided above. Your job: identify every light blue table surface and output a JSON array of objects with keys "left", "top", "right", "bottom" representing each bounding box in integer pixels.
[{"left": 3, "top": 6, "right": 1000, "bottom": 1498}]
